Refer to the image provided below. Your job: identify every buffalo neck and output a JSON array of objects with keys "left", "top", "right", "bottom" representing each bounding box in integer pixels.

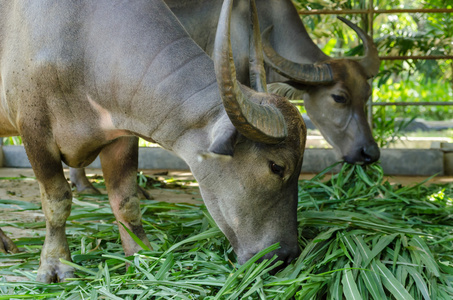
[{"left": 82, "top": 0, "right": 225, "bottom": 155}]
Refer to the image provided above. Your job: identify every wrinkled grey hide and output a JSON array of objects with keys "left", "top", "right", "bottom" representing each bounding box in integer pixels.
[
  {"left": 70, "top": 0, "right": 381, "bottom": 195},
  {"left": 0, "top": 0, "right": 306, "bottom": 282}
]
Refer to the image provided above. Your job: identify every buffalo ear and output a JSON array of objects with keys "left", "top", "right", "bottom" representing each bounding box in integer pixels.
[
  {"left": 208, "top": 115, "right": 238, "bottom": 157},
  {"left": 267, "top": 82, "right": 307, "bottom": 100}
]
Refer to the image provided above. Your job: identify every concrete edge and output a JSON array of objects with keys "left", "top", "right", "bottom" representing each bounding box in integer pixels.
[{"left": 0, "top": 145, "right": 446, "bottom": 176}]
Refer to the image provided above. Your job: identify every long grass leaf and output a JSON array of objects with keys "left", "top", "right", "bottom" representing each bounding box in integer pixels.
[
  {"left": 375, "top": 261, "right": 415, "bottom": 300},
  {"left": 213, "top": 243, "right": 280, "bottom": 300},
  {"left": 0, "top": 293, "right": 62, "bottom": 299},
  {"left": 59, "top": 258, "right": 97, "bottom": 276},
  {"left": 350, "top": 235, "right": 387, "bottom": 300},
  {"left": 409, "top": 236, "right": 440, "bottom": 277},
  {"left": 163, "top": 227, "right": 222, "bottom": 255},
  {"left": 155, "top": 252, "right": 174, "bottom": 280},
  {"left": 119, "top": 222, "right": 151, "bottom": 251},
  {"left": 97, "top": 287, "right": 124, "bottom": 300},
  {"left": 364, "top": 233, "right": 398, "bottom": 267},
  {"left": 342, "top": 265, "right": 363, "bottom": 300},
  {"left": 406, "top": 266, "right": 431, "bottom": 300}
]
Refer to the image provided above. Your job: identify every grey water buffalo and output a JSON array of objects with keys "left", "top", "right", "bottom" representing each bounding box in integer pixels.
[
  {"left": 0, "top": 0, "right": 306, "bottom": 282},
  {"left": 169, "top": 0, "right": 380, "bottom": 164},
  {"left": 71, "top": 0, "right": 381, "bottom": 194}
]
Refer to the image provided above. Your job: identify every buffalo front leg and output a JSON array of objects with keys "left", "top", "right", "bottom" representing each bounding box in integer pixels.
[
  {"left": 22, "top": 141, "right": 74, "bottom": 283},
  {"left": 100, "top": 137, "right": 151, "bottom": 256}
]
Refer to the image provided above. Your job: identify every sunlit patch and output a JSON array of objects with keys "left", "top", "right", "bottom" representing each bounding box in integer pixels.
[
  {"left": 428, "top": 188, "right": 452, "bottom": 206},
  {"left": 197, "top": 152, "right": 233, "bottom": 162},
  {"left": 86, "top": 95, "right": 115, "bottom": 130},
  {"left": 86, "top": 95, "right": 129, "bottom": 140}
]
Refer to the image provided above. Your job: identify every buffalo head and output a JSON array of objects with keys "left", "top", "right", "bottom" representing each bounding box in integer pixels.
[
  {"left": 263, "top": 17, "right": 380, "bottom": 164},
  {"left": 191, "top": 0, "right": 305, "bottom": 266}
]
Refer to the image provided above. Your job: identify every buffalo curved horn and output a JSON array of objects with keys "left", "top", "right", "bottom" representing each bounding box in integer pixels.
[
  {"left": 213, "top": 0, "right": 287, "bottom": 144},
  {"left": 249, "top": 0, "right": 267, "bottom": 93},
  {"left": 337, "top": 17, "right": 380, "bottom": 78},
  {"left": 262, "top": 26, "right": 334, "bottom": 84}
]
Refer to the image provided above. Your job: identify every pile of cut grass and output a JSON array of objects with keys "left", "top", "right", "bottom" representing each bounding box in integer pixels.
[{"left": 0, "top": 163, "right": 452, "bottom": 299}]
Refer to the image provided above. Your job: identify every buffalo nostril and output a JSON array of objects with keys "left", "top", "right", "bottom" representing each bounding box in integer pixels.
[
  {"left": 361, "top": 144, "right": 380, "bottom": 164},
  {"left": 285, "top": 247, "right": 301, "bottom": 265},
  {"left": 269, "top": 246, "right": 300, "bottom": 273},
  {"left": 244, "top": 245, "right": 300, "bottom": 274}
]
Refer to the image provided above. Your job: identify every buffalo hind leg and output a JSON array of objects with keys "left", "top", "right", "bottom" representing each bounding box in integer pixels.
[
  {"left": 100, "top": 137, "right": 151, "bottom": 256},
  {"left": 22, "top": 137, "right": 74, "bottom": 283},
  {"left": 69, "top": 167, "right": 101, "bottom": 194},
  {"left": 0, "top": 228, "right": 19, "bottom": 254},
  {"left": 70, "top": 166, "right": 152, "bottom": 199}
]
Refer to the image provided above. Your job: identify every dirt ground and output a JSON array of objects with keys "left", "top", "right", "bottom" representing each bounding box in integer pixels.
[{"left": 0, "top": 168, "right": 202, "bottom": 241}]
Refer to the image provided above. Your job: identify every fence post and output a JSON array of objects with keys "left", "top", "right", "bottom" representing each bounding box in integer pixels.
[
  {"left": 367, "top": 0, "right": 375, "bottom": 129},
  {"left": 442, "top": 143, "right": 453, "bottom": 176},
  {"left": 0, "top": 138, "right": 3, "bottom": 167}
]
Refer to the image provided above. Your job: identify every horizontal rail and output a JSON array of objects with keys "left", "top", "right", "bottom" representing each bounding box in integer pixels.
[
  {"left": 290, "top": 101, "right": 453, "bottom": 107},
  {"left": 298, "top": 10, "right": 453, "bottom": 61},
  {"left": 372, "top": 102, "right": 453, "bottom": 106},
  {"left": 298, "top": 8, "right": 453, "bottom": 15},
  {"left": 380, "top": 55, "right": 453, "bottom": 60},
  {"left": 376, "top": 8, "right": 453, "bottom": 14}
]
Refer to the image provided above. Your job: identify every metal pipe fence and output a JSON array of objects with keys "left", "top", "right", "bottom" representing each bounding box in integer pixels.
[
  {"left": 297, "top": 4, "right": 453, "bottom": 126},
  {"left": 297, "top": 8, "right": 453, "bottom": 15}
]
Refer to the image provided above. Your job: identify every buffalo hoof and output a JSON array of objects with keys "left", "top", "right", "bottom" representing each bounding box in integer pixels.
[
  {"left": 74, "top": 182, "right": 153, "bottom": 200},
  {"left": 138, "top": 186, "right": 154, "bottom": 200},
  {"left": 36, "top": 262, "right": 75, "bottom": 283},
  {"left": 73, "top": 183, "right": 101, "bottom": 195},
  {"left": 0, "top": 228, "right": 19, "bottom": 254}
]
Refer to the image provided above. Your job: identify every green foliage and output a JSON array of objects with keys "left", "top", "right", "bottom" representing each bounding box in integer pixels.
[
  {"left": 372, "top": 73, "right": 452, "bottom": 146},
  {"left": 373, "top": 75, "right": 452, "bottom": 121},
  {"left": 1, "top": 164, "right": 452, "bottom": 298},
  {"left": 372, "top": 106, "right": 416, "bottom": 147},
  {"left": 293, "top": 0, "right": 453, "bottom": 144},
  {"left": 2, "top": 137, "right": 22, "bottom": 146},
  {"left": 293, "top": 0, "right": 453, "bottom": 78}
]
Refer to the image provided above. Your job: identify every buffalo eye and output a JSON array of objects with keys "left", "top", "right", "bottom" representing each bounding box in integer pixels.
[
  {"left": 270, "top": 161, "right": 285, "bottom": 177},
  {"left": 331, "top": 94, "right": 347, "bottom": 104}
]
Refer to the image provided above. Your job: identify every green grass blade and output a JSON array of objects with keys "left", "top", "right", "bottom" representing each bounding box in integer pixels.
[
  {"left": 342, "top": 265, "right": 363, "bottom": 300},
  {"left": 0, "top": 199, "right": 41, "bottom": 210},
  {"left": 350, "top": 235, "right": 387, "bottom": 300},
  {"left": 155, "top": 253, "right": 175, "bottom": 280},
  {"left": 375, "top": 261, "right": 415, "bottom": 300},
  {"left": 213, "top": 243, "right": 280, "bottom": 300},
  {"left": 0, "top": 293, "right": 62, "bottom": 299},
  {"left": 406, "top": 266, "right": 431, "bottom": 300},
  {"left": 120, "top": 222, "right": 151, "bottom": 251},
  {"left": 359, "top": 270, "right": 386, "bottom": 300},
  {"left": 163, "top": 227, "right": 222, "bottom": 255},
  {"left": 329, "top": 271, "right": 343, "bottom": 299},
  {"left": 59, "top": 258, "right": 97, "bottom": 276},
  {"left": 409, "top": 236, "right": 440, "bottom": 277},
  {"left": 97, "top": 287, "right": 124, "bottom": 300},
  {"left": 364, "top": 233, "right": 398, "bottom": 267}
]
